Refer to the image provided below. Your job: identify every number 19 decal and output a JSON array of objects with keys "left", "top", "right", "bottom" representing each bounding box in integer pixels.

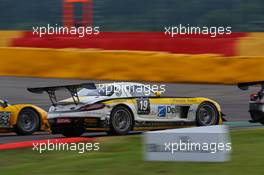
[{"left": 137, "top": 98, "right": 150, "bottom": 115}]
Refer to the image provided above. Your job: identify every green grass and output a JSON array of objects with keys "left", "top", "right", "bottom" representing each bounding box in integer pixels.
[{"left": 1, "top": 129, "right": 264, "bottom": 175}]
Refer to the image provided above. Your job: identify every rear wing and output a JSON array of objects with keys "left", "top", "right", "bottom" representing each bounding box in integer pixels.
[
  {"left": 238, "top": 81, "right": 264, "bottom": 91},
  {"left": 28, "top": 83, "right": 96, "bottom": 106}
]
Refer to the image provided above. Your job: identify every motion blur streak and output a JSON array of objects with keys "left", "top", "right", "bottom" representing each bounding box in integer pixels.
[
  {"left": 11, "top": 32, "right": 245, "bottom": 56},
  {"left": 0, "top": 47, "right": 263, "bottom": 84},
  {"left": 237, "top": 33, "right": 264, "bottom": 56},
  {"left": 2, "top": 32, "right": 263, "bottom": 56},
  {"left": 0, "top": 31, "right": 23, "bottom": 47}
]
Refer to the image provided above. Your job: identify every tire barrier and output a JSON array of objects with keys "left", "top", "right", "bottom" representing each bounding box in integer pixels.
[{"left": 0, "top": 47, "right": 263, "bottom": 84}]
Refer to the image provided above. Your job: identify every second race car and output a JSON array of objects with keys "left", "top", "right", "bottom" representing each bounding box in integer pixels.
[
  {"left": 0, "top": 100, "right": 49, "bottom": 135},
  {"left": 28, "top": 82, "right": 224, "bottom": 137},
  {"left": 238, "top": 81, "right": 264, "bottom": 124}
]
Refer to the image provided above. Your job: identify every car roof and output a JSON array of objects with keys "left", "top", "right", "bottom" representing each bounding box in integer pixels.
[{"left": 96, "top": 82, "right": 145, "bottom": 86}]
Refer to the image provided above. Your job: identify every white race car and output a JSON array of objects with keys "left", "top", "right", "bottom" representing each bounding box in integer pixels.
[{"left": 28, "top": 82, "right": 224, "bottom": 137}]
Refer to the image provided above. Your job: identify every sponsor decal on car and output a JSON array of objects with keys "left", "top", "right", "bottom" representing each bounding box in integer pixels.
[
  {"left": 158, "top": 106, "right": 181, "bottom": 117},
  {"left": 158, "top": 106, "right": 166, "bottom": 117}
]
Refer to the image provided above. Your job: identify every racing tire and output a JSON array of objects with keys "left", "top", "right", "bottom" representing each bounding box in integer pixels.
[
  {"left": 16, "top": 108, "right": 40, "bottom": 135},
  {"left": 109, "top": 106, "right": 133, "bottom": 135},
  {"left": 196, "top": 102, "right": 219, "bottom": 126},
  {"left": 60, "top": 127, "right": 85, "bottom": 137}
]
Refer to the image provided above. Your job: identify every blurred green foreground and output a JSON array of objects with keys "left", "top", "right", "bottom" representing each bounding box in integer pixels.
[{"left": 0, "top": 129, "right": 264, "bottom": 175}]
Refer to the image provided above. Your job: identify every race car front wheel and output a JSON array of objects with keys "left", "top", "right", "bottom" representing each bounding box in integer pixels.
[
  {"left": 109, "top": 106, "right": 133, "bottom": 135},
  {"left": 196, "top": 102, "right": 219, "bottom": 126},
  {"left": 16, "top": 108, "right": 40, "bottom": 135}
]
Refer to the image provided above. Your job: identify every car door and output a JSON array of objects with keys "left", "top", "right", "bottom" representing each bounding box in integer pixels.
[
  {"left": 149, "top": 98, "right": 181, "bottom": 120},
  {"left": 127, "top": 85, "right": 179, "bottom": 121},
  {"left": 150, "top": 97, "right": 193, "bottom": 121}
]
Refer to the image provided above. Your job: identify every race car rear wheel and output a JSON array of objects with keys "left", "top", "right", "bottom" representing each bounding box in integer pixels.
[
  {"left": 16, "top": 108, "right": 40, "bottom": 135},
  {"left": 109, "top": 106, "right": 133, "bottom": 135},
  {"left": 196, "top": 102, "right": 219, "bottom": 126}
]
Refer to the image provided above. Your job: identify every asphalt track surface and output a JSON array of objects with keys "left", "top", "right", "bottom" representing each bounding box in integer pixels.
[{"left": 0, "top": 76, "right": 262, "bottom": 144}]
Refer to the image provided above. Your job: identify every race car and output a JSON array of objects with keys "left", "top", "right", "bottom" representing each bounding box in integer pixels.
[
  {"left": 0, "top": 100, "right": 49, "bottom": 135},
  {"left": 28, "top": 82, "right": 224, "bottom": 137},
  {"left": 238, "top": 81, "right": 264, "bottom": 124}
]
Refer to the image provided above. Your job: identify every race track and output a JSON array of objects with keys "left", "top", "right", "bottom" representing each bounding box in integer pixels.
[{"left": 0, "top": 76, "right": 261, "bottom": 143}]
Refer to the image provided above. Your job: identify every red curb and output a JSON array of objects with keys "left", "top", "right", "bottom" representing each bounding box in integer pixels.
[{"left": 0, "top": 137, "right": 96, "bottom": 150}]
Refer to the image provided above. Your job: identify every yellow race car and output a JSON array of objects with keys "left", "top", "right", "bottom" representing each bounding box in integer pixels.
[{"left": 0, "top": 100, "right": 49, "bottom": 135}]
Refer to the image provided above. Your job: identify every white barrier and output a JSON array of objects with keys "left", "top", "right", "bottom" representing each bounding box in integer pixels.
[{"left": 143, "top": 125, "right": 231, "bottom": 162}]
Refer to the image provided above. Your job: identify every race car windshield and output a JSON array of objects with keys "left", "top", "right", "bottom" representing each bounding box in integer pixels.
[
  {"left": 78, "top": 86, "right": 114, "bottom": 96},
  {"left": 128, "top": 85, "right": 156, "bottom": 97}
]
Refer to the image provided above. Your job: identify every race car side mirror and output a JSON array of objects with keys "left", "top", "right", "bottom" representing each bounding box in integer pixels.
[
  {"left": 155, "top": 91, "right": 161, "bottom": 97},
  {"left": 1, "top": 100, "right": 8, "bottom": 108}
]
